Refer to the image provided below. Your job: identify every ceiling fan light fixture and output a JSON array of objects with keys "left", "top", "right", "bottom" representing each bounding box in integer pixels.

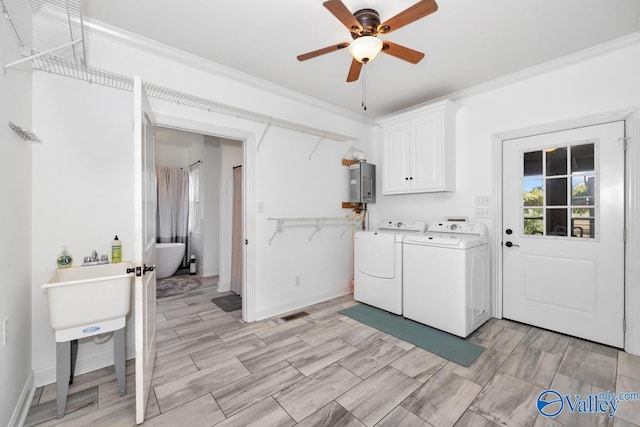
[{"left": 348, "top": 36, "right": 383, "bottom": 63}]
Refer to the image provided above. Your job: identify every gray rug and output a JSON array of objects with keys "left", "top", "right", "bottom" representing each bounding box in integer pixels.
[
  {"left": 339, "top": 304, "right": 484, "bottom": 367},
  {"left": 156, "top": 276, "right": 202, "bottom": 298},
  {"left": 212, "top": 294, "right": 242, "bottom": 312}
]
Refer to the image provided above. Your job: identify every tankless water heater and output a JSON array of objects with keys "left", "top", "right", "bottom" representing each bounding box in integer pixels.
[{"left": 349, "top": 162, "right": 376, "bottom": 203}]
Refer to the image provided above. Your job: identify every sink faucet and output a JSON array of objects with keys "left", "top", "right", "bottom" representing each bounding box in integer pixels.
[
  {"left": 91, "top": 250, "right": 98, "bottom": 261},
  {"left": 83, "top": 250, "right": 109, "bottom": 266}
]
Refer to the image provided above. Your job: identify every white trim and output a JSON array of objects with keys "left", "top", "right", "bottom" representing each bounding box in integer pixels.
[
  {"left": 492, "top": 107, "right": 639, "bottom": 355},
  {"left": 9, "top": 371, "right": 34, "bottom": 427},
  {"left": 152, "top": 113, "right": 257, "bottom": 322},
  {"left": 82, "top": 18, "right": 373, "bottom": 126}
]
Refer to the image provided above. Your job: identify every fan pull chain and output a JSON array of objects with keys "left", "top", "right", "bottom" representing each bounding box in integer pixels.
[{"left": 361, "top": 62, "right": 367, "bottom": 111}]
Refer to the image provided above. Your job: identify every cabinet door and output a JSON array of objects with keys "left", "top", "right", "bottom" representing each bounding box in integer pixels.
[
  {"left": 411, "top": 111, "right": 444, "bottom": 191},
  {"left": 382, "top": 122, "right": 411, "bottom": 194}
]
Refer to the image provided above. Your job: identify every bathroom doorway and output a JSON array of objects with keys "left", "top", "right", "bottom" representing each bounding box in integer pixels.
[{"left": 154, "top": 127, "right": 243, "bottom": 294}]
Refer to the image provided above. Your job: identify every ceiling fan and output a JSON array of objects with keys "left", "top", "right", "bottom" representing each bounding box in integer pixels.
[{"left": 297, "top": 0, "right": 438, "bottom": 82}]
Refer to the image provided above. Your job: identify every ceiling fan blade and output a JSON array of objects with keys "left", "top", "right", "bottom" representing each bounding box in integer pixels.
[
  {"left": 381, "top": 41, "right": 425, "bottom": 64},
  {"left": 378, "top": 0, "right": 438, "bottom": 34},
  {"left": 297, "top": 42, "right": 349, "bottom": 61},
  {"left": 323, "top": 0, "right": 363, "bottom": 34},
  {"left": 347, "top": 59, "right": 362, "bottom": 82}
]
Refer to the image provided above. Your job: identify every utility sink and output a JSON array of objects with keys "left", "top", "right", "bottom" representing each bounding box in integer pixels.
[{"left": 42, "top": 262, "right": 134, "bottom": 342}]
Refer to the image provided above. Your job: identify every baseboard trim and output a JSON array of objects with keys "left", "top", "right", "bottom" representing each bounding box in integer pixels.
[
  {"left": 9, "top": 371, "right": 34, "bottom": 427},
  {"left": 255, "top": 287, "right": 351, "bottom": 321}
]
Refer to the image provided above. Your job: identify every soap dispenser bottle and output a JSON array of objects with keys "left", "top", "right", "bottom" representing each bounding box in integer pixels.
[
  {"left": 56, "top": 246, "right": 73, "bottom": 268},
  {"left": 111, "top": 235, "right": 122, "bottom": 263}
]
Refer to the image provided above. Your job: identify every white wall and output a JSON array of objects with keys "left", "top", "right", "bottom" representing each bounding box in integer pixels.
[
  {"left": 30, "top": 26, "right": 371, "bottom": 383},
  {"left": 202, "top": 137, "right": 220, "bottom": 277},
  {"left": 0, "top": 8, "right": 33, "bottom": 426},
  {"left": 218, "top": 140, "right": 243, "bottom": 291},
  {"left": 369, "top": 40, "right": 640, "bottom": 353},
  {"left": 155, "top": 143, "right": 191, "bottom": 168},
  {"left": 31, "top": 74, "right": 135, "bottom": 386}
]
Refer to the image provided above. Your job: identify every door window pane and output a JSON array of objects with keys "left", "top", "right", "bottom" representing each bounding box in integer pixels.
[
  {"left": 572, "top": 176, "right": 595, "bottom": 206},
  {"left": 572, "top": 208, "right": 595, "bottom": 238},
  {"left": 547, "top": 208, "right": 568, "bottom": 236},
  {"left": 524, "top": 151, "right": 543, "bottom": 176},
  {"left": 571, "top": 143, "right": 595, "bottom": 173},
  {"left": 546, "top": 147, "right": 567, "bottom": 176},
  {"left": 546, "top": 178, "right": 567, "bottom": 206},
  {"left": 524, "top": 208, "right": 543, "bottom": 235},
  {"left": 523, "top": 178, "right": 543, "bottom": 206}
]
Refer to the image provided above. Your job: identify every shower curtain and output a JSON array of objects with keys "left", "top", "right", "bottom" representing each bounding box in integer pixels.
[
  {"left": 156, "top": 167, "right": 190, "bottom": 267},
  {"left": 230, "top": 166, "right": 243, "bottom": 296}
]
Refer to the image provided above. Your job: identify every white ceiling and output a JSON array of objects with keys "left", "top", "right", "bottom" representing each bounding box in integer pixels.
[{"left": 83, "top": 0, "right": 640, "bottom": 118}]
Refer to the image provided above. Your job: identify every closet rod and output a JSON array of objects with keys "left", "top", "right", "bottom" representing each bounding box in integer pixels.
[{"left": 188, "top": 160, "right": 201, "bottom": 168}]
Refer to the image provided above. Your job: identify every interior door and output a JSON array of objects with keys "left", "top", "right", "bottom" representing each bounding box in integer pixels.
[
  {"left": 502, "top": 121, "right": 625, "bottom": 347},
  {"left": 133, "top": 76, "right": 157, "bottom": 424}
]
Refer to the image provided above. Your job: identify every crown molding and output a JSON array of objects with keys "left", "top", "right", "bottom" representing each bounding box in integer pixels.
[{"left": 82, "top": 18, "right": 374, "bottom": 126}]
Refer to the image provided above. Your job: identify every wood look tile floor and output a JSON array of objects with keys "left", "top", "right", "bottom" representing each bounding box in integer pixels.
[{"left": 26, "top": 276, "right": 640, "bottom": 426}]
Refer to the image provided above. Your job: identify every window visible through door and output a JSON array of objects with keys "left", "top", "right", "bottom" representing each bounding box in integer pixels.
[{"left": 522, "top": 141, "right": 597, "bottom": 239}]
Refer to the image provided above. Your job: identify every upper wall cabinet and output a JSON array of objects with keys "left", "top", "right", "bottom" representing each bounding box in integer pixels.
[{"left": 378, "top": 100, "right": 459, "bottom": 195}]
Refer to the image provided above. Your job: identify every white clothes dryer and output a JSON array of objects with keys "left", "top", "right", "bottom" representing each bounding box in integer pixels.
[
  {"left": 402, "top": 221, "right": 490, "bottom": 337},
  {"left": 354, "top": 220, "right": 426, "bottom": 315}
]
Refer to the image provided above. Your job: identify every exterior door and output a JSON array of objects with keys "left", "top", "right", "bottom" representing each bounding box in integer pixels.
[
  {"left": 133, "top": 76, "right": 157, "bottom": 423},
  {"left": 502, "top": 121, "right": 625, "bottom": 347}
]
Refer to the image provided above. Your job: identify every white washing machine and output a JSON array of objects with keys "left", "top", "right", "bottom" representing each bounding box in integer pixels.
[
  {"left": 354, "top": 220, "right": 426, "bottom": 315},
  {"left": 403, "top": 221, "right": 490, "bottom": 337}
]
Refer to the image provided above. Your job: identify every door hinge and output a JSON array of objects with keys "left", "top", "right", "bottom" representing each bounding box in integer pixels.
[{"left": 620, "top": 136, "right": 631, "bottom": 152}]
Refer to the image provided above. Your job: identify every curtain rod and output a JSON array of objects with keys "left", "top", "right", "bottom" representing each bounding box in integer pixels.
[
  {"left": 189, "top": 160, "right": 201, "bottom": 168},
  {"left": 233, "top": 165, "right": 242, "bottom": 169}
]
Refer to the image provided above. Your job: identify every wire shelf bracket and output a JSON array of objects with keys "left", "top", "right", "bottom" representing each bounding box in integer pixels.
[
  {"left": 267, "top": 216, "right": 362, "bottom": 245},
  {"left": 9, "top": 121, "right": 41, "bottom": 142}
]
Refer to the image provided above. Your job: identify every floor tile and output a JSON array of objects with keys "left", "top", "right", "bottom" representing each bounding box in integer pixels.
[
  {"left": 390, "top": 347, "right": 448, "bottom": 383},
  {"left": 402, "top": 369, "right": 483, "bottom": 426},
  {"left": 295, "top": 401, "right": 365, "bottom": 427},
  {"left": 618, "top": 351, "right": 640, "bottom": 382},
  {"left": 557, "top": 345, "right": 618, "bottom": 391},
  {"left": 569, "top": 337, "right": 619, "bottom": 359},
  {"left": 615, "top": 375, "right": 640, "bottom": 426},
  {"left": 499, "top": 344, "right": 562, "bottom": 389},
  {"left": 253, "top": 317, "right": 316, "bottom": 344},
  {"left": 141, "top": 394, "right": 225, "bottom": 427},
  {"left": 212, "top": 360, "right": 304, "bottom": 417},
  {"left": 547, "top": 373, "right": 614, "bottom": 427},
  {"left": 287, "top": 339, "right": 359, "bottom": 376},
  {"left": 469, "top": 373, "right": 544, "bottom": 427},
  {"left": 339, "top": 339, "right": 408, "bottom": 379},
  {"left": 520, "top": 328, "right": 571, "bottom": 357},
  {"left": 274, "top": 364, "right": 361, "bottom": 422},
  {"left": 299, "top": 318, "right": 357, "bottom": 346},
  {"left": 190, "top": 333, "right": 267, "bottom": 370},
  {"left": 212, "top": 397, "right": 295, "bottom": 427},
  {"left": 338, "top": 366, "right": 421, "bottom": 427},
  {"left": 376, "top": 405, "right": 429, "bottom": 426},
  {"left": 238, "top": 336, "right": 311, "bottom": 373},
  {"left": 154, "top": 357, "right": 250, "bottom": 413},
  {"left": 454, "top": 410, "right": 500, "bottom": 427},
  {"left": 445, "top": 348, "right": 509, "bottom": 387}
]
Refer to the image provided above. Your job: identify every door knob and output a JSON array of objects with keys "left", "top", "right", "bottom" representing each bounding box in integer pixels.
[
  {"left": 505, "top": 241, "right": 520, "bottom": 248},
  {"left": 506, "top": 229, "right": 513, "bottom": 235}
]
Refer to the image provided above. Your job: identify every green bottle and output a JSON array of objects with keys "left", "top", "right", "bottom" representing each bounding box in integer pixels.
[{"left": 112, "top": 235, "right": 122, "bottom": 263}]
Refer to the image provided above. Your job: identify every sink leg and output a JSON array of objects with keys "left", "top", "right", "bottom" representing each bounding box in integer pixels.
[
  {"left": 69, "top": 339, "right": 78, "bottom": 384},
  {"left": 56, "top": 341, "right": 71, "bottom": 419},
  {"left": 114, "top": 328, "right": 126, "bottom": 396}
]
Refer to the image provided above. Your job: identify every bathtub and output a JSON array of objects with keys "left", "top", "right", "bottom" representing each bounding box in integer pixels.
[{"left": 155, "top": 242, "right": 185, "bottom": 279}]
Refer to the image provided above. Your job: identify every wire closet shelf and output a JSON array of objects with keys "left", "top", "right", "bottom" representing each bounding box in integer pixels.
[{"left": 267, "top": 216, "right": 362, "bottom": 245}]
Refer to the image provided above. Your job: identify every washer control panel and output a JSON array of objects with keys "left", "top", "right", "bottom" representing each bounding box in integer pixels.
[
  {"left": 380, "top": 220, "right": 426, "bottom": 232},
  {"left": 428, "top": 221, "right": 486, "bottom": 236}
]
